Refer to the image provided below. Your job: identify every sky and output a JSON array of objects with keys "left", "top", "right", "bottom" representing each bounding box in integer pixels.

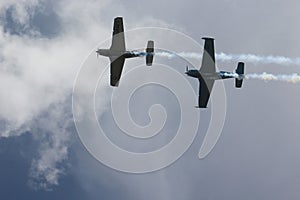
[{"left": 0, "top": 0, "right": 300, "bottom": 199}]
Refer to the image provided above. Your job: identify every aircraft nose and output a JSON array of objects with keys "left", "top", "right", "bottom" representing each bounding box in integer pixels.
[
  {"left": 96, "top": 49, "right": 105, "bottom": 56},
  {"left": 185, "top": 70, "right": 191, "bottom": 75}
]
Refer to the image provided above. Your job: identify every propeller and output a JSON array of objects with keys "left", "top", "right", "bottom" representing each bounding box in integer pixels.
[{"left": 186, "top": 65, "right": 189, "bottom": 72}]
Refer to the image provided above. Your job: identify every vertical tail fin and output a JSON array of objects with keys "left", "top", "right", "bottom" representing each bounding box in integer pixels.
[{"left": 235, "top": 62, "right": 244, "bottom": 88}]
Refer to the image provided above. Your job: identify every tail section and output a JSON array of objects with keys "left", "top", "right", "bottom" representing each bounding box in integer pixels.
[
  {"left": 146, "top": 40, "right": 154, "bottom": 66},
  {"left": 235, "top": 62, "right": 245, "bottom": 88}
]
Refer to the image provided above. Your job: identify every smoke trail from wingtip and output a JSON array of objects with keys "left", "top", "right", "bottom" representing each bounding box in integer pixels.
[{"left": 246, "top": 73, "right": 300, "bottom": 83}]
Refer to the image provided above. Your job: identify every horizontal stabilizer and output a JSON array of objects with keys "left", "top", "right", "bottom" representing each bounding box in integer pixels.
[
  {"left": 235, "top": 62, "right": 245, "bottom": 88},
  {"left": 146, "top": 40, "right": 154, "bottom": 66},
  {"left": 235, "top": 79, "right": 243, "bottom": 88},
  {"left": 236, "top": 62, "right": 244, "bottom": 74}
]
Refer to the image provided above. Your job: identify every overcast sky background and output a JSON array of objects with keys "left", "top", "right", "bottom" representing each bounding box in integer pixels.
[{"left": 1, "top": 0, "right": 300, "bottom": 199}]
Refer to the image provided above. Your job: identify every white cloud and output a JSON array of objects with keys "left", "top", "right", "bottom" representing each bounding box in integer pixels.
[
  {"left": 27, "top": 101, "right": 71, "bottom": 190},
  {"left": 0, "top": 0, "right": 170, "bottom": 190},
  {"left": 0, "top": 0, "right": 112, "bottom": 189}
]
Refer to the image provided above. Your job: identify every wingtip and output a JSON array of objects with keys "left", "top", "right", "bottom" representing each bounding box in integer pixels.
[
  {"left": 114, "top": 16, "right": 123, "bottom": 21},
  {"left": 195, "top": 105, "right": 208, "bottom": 108},
  {"left": 202, "top": 37, "right": 215, "bottom": 40}
]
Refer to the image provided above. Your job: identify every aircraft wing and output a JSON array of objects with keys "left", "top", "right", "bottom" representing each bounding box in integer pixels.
[
  {"left": 200, "top": 37, "right": 215, "bottom": 73},
  {"left": 110, "top": 56, "right": 125, "bottom": 87},
  {"left": 198, "top": 76, "right": 214, "bottom": 108},
  {"left": 197, "top": 37, "right": 216, "bottom": 108},
  {"left": 110, "top": 17, "right": 125, "bottom": 51}
]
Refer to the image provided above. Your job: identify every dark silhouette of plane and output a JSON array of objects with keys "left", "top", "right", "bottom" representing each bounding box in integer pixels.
[
  {"left": 96, "top": 17, "right": 154, "bottom": 86},
  {"left": 185, "top": 37, "right": 245, "bottom": 108}
]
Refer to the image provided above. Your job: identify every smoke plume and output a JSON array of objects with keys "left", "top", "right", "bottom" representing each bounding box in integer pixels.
[{"left": 155, "top": 51, "right": 300, "bottom": 66}]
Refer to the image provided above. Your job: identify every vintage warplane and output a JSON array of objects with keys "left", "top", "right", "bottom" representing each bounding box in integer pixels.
[
  {"left": 96, "top": 17, "right": 154, "bottom": 86},
  {"left": 185, "top": 37, "right": 245, "bottom": 108}
]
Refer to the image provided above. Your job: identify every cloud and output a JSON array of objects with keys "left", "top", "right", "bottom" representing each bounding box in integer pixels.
[
  {"left": 0, "top": 0, "right": 113, "bottom": 189},
  {"left": 0, "top": 0, "right": 170, "bottom": 190},
  {"left": 27, "top": 100, "right": 72, "bottom": 190},
  {"left": 0, "top": 0, "right": 39, "bottom": 24}
]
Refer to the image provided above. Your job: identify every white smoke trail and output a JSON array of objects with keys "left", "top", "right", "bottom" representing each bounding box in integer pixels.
[
  {"left": 155, "top": 51, "right": 201, "bottom": 59},
  {"left": 216, "top": 53, "right": 300, "bottom": 66},
  {"left": 155, "top": 51, "right": 300, "bottom": 66},
  {"left": 155, "top": 51, "right": 300, "bottom": 83},
  {"left": 246, "top": 73, "right": 300, "bottom": 83}
]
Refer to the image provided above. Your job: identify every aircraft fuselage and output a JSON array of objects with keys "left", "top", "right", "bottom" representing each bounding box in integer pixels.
[
  {"left": 96, "top": 49, "right": 144, "bottom": 59},
  {"left": 186, "top": 69, "right": 243, "bottom": 80}
]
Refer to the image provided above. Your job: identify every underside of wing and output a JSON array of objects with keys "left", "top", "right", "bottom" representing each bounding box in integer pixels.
[
  {"left": 110, "top": 56, "right": 125, "bottom": 87},
  {"left": 200, "top": 37, "right": 216, "bottom": 74},
  {"left": 110, "top": 17, "right": 125, "bottom": 51},
  {"left": 198, "top": 76, "right": 215, "bottom": 108}
]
